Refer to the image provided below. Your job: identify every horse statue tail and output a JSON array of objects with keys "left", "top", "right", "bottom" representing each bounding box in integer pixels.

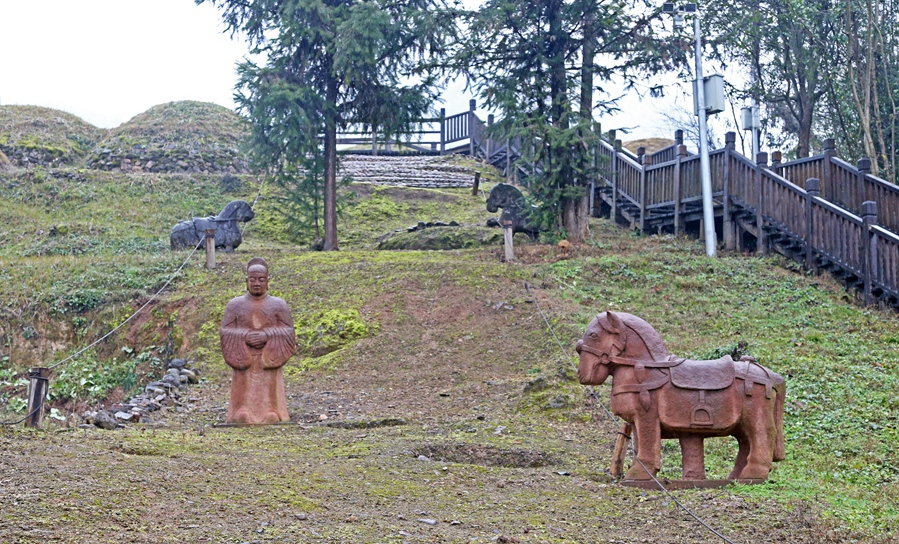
[{"left": 773, "top": 382, "right": 786, "bottom": 461}]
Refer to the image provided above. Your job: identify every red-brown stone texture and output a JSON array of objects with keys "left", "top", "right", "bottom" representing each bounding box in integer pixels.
[
  {"left": 220, "top": 258, "right": 296, "bottom": 424},
  {"left": 576, "top": 311, "right": 786, "bottom": 481}
]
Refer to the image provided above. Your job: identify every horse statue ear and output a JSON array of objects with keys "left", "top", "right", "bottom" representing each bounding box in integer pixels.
[{"left": 606, "top": 311, "right": 623, "bottom": 334}]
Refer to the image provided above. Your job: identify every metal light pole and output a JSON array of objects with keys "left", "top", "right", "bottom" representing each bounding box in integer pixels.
[{"left": 692, "top": 11, "right": 717, "bottom": 257}]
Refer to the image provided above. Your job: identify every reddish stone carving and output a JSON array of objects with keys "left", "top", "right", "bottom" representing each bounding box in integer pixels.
[
  {"left": 576, "top": 311, "right": 786, "bottom": 481},
  {"left": 220, "top": 258, "right": 296, "bottom": 424}
]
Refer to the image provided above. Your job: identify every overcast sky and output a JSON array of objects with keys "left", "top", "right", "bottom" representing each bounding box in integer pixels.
[{"left": 0, "top": 0, "right": 704, "bottom": 141}]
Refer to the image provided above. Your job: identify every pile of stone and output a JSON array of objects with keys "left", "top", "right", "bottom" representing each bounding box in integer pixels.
[
  {"left": 340, "top": 155, "right": 475, "bottom": 188},
  {"left": 80, "top": 358, "right": 199, "bottom": 430},
  {"left": 86, "top": 144, "right": 250, "bottom": 175}
]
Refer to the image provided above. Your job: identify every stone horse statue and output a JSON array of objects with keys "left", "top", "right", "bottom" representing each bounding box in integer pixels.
[
  {"left": 486, "top": 183, "right": 539, "bottom": 237},
  {"left": 170, "top": 200, "right": 255, "bottom": 251},
  {"left": 576, "top": 311, "right": 785, "bottom": 482}
]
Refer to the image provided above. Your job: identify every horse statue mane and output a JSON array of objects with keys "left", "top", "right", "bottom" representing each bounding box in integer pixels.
[
  {"left": 170, "top": 199, "right": 255, "bottom": 252},
  {"left": 599, "top": 311, "right": 669, "bottom": 362},
  {"left": 485, "top": 183, "right": 539, "bottom": 237}
]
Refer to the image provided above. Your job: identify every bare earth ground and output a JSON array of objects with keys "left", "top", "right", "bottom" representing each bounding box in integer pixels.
[{"left": 0, "top": 247, "right": 873, "bottom": 544}]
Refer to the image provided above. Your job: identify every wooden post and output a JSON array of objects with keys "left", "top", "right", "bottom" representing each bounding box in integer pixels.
[
  {"left": 674, "top": 129, "right": 684, "bottom": 147},
  {"left": 468, "top": 99, "right": 476, "bottom": 158},
  {"left": 858, "top": 158, "right": 872, "bottom": 206},
  {"left": 505, "top": 138, "right": 512, "bottom": 183},
  {"left": 862, "top": 200, "right": 878, "bottom": 305},
  {"left": 674, "top": 144, "right": 687, "bottom": 235},
  {"left": 371, "top": 130, "right": 378, "bottom": 156},
  {"left": 822, "top": 137, "right": 836, "bottom": 202},
  {"left": 439, "top": 108, "right": 446, "bottom": 156},
  {"left": 756, "top": 152, "right": 769, "bottom": 255},
  {"left": 611, "top": 139, "right": 622, "bottom": 222},
  {"left": 503, "top": 220, "right": 515, "bottom": 262},
  {"left": 205, "top": 228, "right": 216, "bottom": 270},
  {"left": 472, "top": 171, "right": 481, "bottom": 196},
  {"left": 770, "top": 150, "right": 782, "bottom": 176},
  {"left": 486, "top": 114, "right": 494, "bottom": 162},
  {"left": 723, "top": 132, "right": 736, "bottom": 250},
  {"left": 25, "top": 367, "right": 51, "bottom": 428},
  {"left": 610, "top": 422, "right": 633, "bottom": 478},
  {"left": 805, "top": 178, "right": 820, "bottom": 273},
  {"left": 638, "top": 152, "right": 650, "bottom": 232}
]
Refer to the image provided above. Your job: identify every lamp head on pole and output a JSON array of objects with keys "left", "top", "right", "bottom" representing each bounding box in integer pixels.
[{"left": 663, "top": 2, "right": 697, "bottom": 30}]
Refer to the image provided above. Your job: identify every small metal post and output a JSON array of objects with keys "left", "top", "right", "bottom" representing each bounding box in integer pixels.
[
  {"left": 205, "top": 228, "right": 216, "bottom": 270},
  {"left": 503, "top": 220, "right": 515, "bottom": 262},
  {"left": 472, "top": 171, "right": 481, "bottom": 196},
  {"left": 25, "top": 367, "right": 51, "bottom": 428}
]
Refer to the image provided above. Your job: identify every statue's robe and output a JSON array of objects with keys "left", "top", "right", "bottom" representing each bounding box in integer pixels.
[{"left": 220, "top": 293, "right": 296, "bottom": 424}]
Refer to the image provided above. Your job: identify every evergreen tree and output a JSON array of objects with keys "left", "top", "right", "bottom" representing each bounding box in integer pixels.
[
  {"left": 200, "top": 0, "right": 455, "bottom": 250},
  {"left": 454, "top": 0, "right": 682, "bottom": 242}
]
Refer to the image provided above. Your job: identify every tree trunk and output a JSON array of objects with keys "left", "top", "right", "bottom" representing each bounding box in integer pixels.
[
  {"left": 567, "top": 8, "right": 595, "bottom": 244},
  {"left": 323, "top": 76, "right": 339, "bottom": 251}
]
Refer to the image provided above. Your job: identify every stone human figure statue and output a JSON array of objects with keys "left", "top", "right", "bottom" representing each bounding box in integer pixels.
[{"left": 220, "top": 257, "right": 296, "bottom": 424}]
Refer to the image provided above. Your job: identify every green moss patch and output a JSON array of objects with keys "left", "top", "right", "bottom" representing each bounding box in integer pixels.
[{"left": 294, "top": 308, "right": 375, "bottom": 357}]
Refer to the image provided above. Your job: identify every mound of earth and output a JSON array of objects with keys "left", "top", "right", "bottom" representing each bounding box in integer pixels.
[
  {"left": 377, "top": 224, "right": 503, "bottom": 250},
  {"left": 0, "top": 105, "right": 104, "bottom": 167},
  {"left": 624, "top": 137, "right": 676, "bottom": 155},
  {"left": 86, "top": 100, "right": 251, "bottom": 174}
]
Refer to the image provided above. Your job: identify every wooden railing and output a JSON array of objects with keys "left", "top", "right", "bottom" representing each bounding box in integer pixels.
[
  {"left": 335, "top": 101, "right": 899, "bottom": 308},
  {"left": 592, "top": 130, "right": 899, "bottom": 307}
]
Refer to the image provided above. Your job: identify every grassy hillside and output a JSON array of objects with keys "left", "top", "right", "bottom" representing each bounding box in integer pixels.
[
  {"left": 0, "top": 158, "right": 898, "bottom": 542},
  {"left": 86, "top": 101, "right": 251, "bottom": 173},
  {"left": 0, "top": 105, "right": 105, "bottom": 167}
]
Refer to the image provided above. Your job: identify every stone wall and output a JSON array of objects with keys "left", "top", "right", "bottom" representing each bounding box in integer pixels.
[{"left": 86, "top": 143, "right": 250, "bottom": 174}]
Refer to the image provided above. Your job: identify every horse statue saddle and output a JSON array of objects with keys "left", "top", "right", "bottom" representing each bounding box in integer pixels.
[{"left": 669, "top": 355, "right": 736, "bottom": 391}]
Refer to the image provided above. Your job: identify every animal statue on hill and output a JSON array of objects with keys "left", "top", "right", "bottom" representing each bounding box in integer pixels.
[
  {"left": 486, "top": 183, "right": 539, "bottom": 237},
  {"left": 576, "top": 311, "right": 786, "bottom": 482},
  {"left": 170, "top": 200, "right": 255, "bottom": 252}
]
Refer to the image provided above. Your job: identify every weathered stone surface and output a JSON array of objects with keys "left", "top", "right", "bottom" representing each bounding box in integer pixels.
[
  {"left": 486, "top": 183, "right": 539, "bottom": 237},
  {"left": 93, "top": 410, "right": 118, "bottom": 430},
  {"left": 170, "top": 200, "right": 254, "bottom": 251},
  {"left": 576, "top": 311, "right": 786, "bottom": 482},
  {"left": 220, "top": 258, "right": 297, "bottom": 424},
  {"left": 338, "top": 155, "right": 474, "bottom": 188}
]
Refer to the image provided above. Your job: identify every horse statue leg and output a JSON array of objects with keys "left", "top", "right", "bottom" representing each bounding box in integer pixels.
[
  {"left": 728, "top": 434, "right": 750, "bottom": 479},
  {"left": 679, "top": 435, "right": 706, "bottom": 479},
  {"left": 733, "top": 384, "right": 779, "bottom": 480},
  {"left": 625, "top": 413, "right": 662, "bottom": 480}
]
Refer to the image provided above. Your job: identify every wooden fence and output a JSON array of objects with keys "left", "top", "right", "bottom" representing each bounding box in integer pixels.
[
  {"left": 592, "top": 131, "right": 899, "bottom": 308},
  {"left": 337, "top": 102, "right": 898, "bottom": 308}
]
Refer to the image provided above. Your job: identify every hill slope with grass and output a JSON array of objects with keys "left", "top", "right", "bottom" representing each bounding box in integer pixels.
[
  {"left": 0, "top": 157, "right": 898, "bottom": 542},
  {"left": 85, "top": 100, "right": 251, "bottom": 174},
  {"left": 0, "top": 105, "right": 105, "bottom": 167}
]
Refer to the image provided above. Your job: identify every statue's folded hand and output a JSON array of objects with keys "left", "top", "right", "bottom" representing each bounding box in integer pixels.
[{"left": 245, "top": 330, "right": 268, "bottom": 349}]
